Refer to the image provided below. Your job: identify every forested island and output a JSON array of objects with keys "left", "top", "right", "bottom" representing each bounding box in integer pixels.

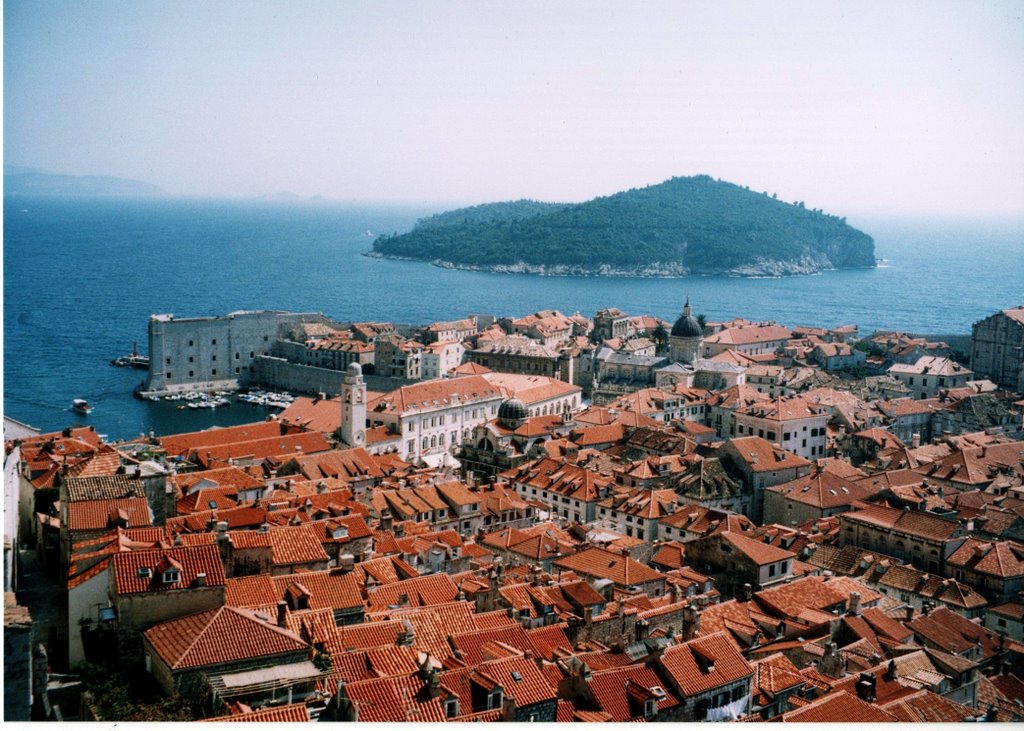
[{"left": 370, "top": 175, "right": 876, "bottom": 276}]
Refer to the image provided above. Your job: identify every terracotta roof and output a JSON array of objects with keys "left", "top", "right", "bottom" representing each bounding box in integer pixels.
[
  {"left": 368, "top": 375, "right": 502, "bottom": 416},
  {"left": 754, "top": 576, "right": 848, "bottom": 619},
  {"left": 226, "top": 569, "right": 363, "bottom": 611},
  {"left": 365, "top": 573, "right": 460, "bottom": 610},
  {"left": 159, "top": 421, "right": 283, "bottom": 456},
  {"left": 880, "top": 689, "right": 976, "bottom": 722},
  {"left": 202, "top": 703, "right": 310, "bottom": 722},
  {"left": 839, "top": 503, "right": 962, "bottom": 542},
  {"left": 553, "top": 547, "right": 665, "bottom": 588},
  {"left": 752, "top": 652, "right": 806, "bottom": 698},
  {"left": 270, "top": 447, "right": 385, "bottom": 482},
  {"left": 907, "top": 606, "right": 1002, "bottom": 658},
  {"left": 278, "top": 395, "right": 343, "bottom": 434},
  {"left": 268, "top": 525, "right": 331, "bottom": 567},
  {"left": 947, "top": 538, "right": 1024, "bottom": 578},
  {"left": 721, "top": 531, "right": 796, "bottom": 566},
  {"left": 195, "top": 431, "right": 332, "bottom": 467},
  {"left": 112, "top": 544, "right": 225, "bottom": 595},
  {"left": 704, "top": 324, "right": 791, "bottom": 346},
  {"left": 725, "top": 437, "right": 811, "bottom": 472},
  {"left": 474, "top": 655, "right": 557, "bottom": 708},
  {"left": 339, "top": 674, "right": 447, "bottom": 722},
  {"left": 172, "top": 466, "right": 265, "bottom": 493},
  {"left": 67, "top": 497, "right": 152, "bottom": 532},
  {"left": 781, "top": 690, "right": 898, "bottom": 722},
  {"left": 767, "top": 469, "right": 881, "bottom": 510},
  {"left": 657, "top": 631, "right": 752, "bottom": 696},
  {"left": 586, "top": 665, "right": 682, "bottom": 721},
  {"left": 143, "top": 606, "right": 309, "bottom": 670}
]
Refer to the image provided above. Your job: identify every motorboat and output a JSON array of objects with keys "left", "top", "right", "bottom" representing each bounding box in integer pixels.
[{"left": 72, "top": 399, "right": 93, "bottom": 415}]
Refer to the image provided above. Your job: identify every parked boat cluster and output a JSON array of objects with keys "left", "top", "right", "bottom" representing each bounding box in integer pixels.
[{"left": 236, "top": 390, "right": 295, "bottom": 409}]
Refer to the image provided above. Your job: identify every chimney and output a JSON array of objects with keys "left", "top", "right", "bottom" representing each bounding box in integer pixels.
[
  {"left": 195, "top": 572, "right": 207, "bottom": 587},
  {"left": 583, "top": 607, "right": 593, "bottom": 626},
  {"left": 740, "top": 583, "right": 753, "bottom": 602},
  {"left": 848, "top": 591, "right": 862, "bottom": 617},
  {"left": 276, "top": 600, "right": 288, "bottom": 627},
  {"left": 904, "top": 605, "right": 914, "bottom": 622},
  {"left": 855, "top": 672, "right": 876, "bottom": 703}
]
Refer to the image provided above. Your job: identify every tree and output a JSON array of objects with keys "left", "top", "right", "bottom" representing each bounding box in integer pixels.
[
  {"left": 651, "top": 323, "right": 668, "bottom": 353},
  {"left": 696, "top": 314, "right": 707, "bottom": 331}
]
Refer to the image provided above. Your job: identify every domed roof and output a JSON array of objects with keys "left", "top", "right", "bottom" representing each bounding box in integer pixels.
[
  {"left": 497, "top": 398, "right": 529, "bottom": 425},
  {"left": 671, "top": 314, "right": 702, "bottom": 338},
  {"left": 346, "top": 362, "right": 363, "bottom": 377},
  {"left": 671, "top": 299, "right": 703, "bottom": 338}
]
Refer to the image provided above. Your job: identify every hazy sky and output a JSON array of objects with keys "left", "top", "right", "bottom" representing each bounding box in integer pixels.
[{"left": 4, "top": 1, "right": 1023, "bottom": 214}]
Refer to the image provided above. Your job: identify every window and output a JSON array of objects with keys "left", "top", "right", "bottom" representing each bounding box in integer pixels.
[
  {"left": 211, "top": 355, "right": 216, "bottom": 361},
  {"left": 189, "top": 370, "right": 194, "bottom": 377},
  {"left": 769, "top": 563, "right": 776, "bottom": 577},
  {"left": 235, "top": 352, "right": 240, "bottom": 360},
  {"left": 486, "top": 690, "right": 503, "bottom": 710},
  {"left": 445, "top": 698, "right": 459, "bottom": 718},
  {"left": 165, "top": 357, "right": 171, "bottom": 365},
  {"left": 162, "top": 569, "right": 180, "bottom": 584},
  {"left": 189, "top": 356, "right": 194, "bottom": 363},
  {"left": 212, "top": 369, "right": 217, "bottom": 376},
  {"left": 166, "top": 372, "right": 172, "bottom": 379},
  {"left": 188, "top": 340, "right": 194, "bottom": 347}
]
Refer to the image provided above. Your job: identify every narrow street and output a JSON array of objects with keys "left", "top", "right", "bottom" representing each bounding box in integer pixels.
[{"left": 16, "top": 548, "right": 69, "bottom": 672}]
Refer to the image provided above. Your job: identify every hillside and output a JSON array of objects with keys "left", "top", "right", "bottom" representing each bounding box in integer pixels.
[
  {"left": 371, "top": 175, "right": 875, "bottom": 276},
  {"left": 3, "top": 166, "right": 164, "bottom": 197}
]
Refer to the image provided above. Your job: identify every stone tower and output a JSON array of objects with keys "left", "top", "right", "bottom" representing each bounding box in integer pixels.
[
  {"left": 340, "top": 362, "right": 366, "bottom": 447},
  {"left": 668, "top": 297, "right": 704, "bottom": 364}
]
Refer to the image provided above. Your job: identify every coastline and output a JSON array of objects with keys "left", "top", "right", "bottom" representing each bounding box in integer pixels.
[{"left": 362, "top": 250, "right": 874, "bottom": 278}]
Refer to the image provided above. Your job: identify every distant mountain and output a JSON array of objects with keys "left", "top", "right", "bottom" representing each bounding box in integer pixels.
[
  {"left": 3, "top": 166, "right": 164, "bottom": 197},
  {"left": 372, "top": 175, "right": 876, "bottom": 276}
]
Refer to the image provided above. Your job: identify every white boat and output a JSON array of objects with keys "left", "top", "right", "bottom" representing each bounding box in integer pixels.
[{"left": 72, "top": 399, "right": 93, "bottom": 415}]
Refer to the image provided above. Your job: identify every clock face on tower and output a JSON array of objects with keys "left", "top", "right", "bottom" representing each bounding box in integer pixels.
[{"left": 355, "top": 430, "right": 365, "bottom": 445}]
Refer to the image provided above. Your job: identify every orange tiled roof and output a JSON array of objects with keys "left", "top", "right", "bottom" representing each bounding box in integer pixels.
[
  {"left": 226, "top": 569, "right": 363, "bottom": 611},
  {"left": 159, "top": 421, "right": 283, "bottom": 456},
  {"left": 201, "top": 702, "right": 310, "bottom": 722},
  {"left": 781, "top": 690, "right": 898, "bottom": 722},
  {"left": 553, "top": 547, "right": 665, "bottom": 588},
  {"left": 586, "top": 665, "right": 682, "bottom": 721},
  {"left": 143, "top": 606, "right": 309, "bottom": 670},
  {"left": 268, "top": 525, "right": 331, "bottom": 567},
  {"left": 365, "top": 573, "right": 460, "bottom": 610},
  {"left": 278, "top": 395, "right": 343, "bottom": 434},
  {"left": 112, "top": 544, "right": 225, "bottom": 595},
  {"left": 658, "top": 631, "right": 752, "bottom": 696},
  {"left": 947, "top": 538, "right": 1024, "bottom": 579},
  {"left": 67, "top": 497, "right": 152, "bottom": 532}
]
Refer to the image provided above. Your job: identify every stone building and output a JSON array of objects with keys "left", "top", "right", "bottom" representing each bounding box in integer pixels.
[
  {"left": 668, "top": 298, "right": 704, "bottom": 364},
  {"left": 143, "top": 310, "right": 330, "bottom": 396},
  {"left": 971, "top": 306, "right": 1024, "bottom": 393}
]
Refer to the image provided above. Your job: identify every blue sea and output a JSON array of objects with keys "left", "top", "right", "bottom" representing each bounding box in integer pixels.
[{"left": 4, "top": 196, "right": 1023, "bottom": 441}]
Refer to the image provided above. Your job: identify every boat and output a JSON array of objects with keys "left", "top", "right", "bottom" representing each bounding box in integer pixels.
[
  {"left": 111, "top": 341, "right": 150, "bottom": 369},
  {"left": 72, "top": 399, "right": 93, "bottom": 415}
]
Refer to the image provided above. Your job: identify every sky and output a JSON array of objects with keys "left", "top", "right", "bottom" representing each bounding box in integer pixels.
[{"left": 4, "top": 1, "right": 1024, "bottom": 215}]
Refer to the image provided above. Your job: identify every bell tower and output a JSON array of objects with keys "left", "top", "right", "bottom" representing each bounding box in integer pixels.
[{"left": 340, "top": 363, "right": 366, "bottom": 447}]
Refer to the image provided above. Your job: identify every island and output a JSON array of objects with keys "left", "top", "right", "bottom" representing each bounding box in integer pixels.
[{"left": 370, "top": 175, "right": 875, "bottom": 277}]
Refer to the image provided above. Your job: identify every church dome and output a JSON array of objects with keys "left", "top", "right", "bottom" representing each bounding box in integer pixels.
[
  {"left": 671, "top": 311, "right": 703, "bottom": 338},
  {"left": 497, "top": 398, "right": 529, "bottom": 426},
  {"left": 346, "top": 362, "right": 363, "bottom": 377}
]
